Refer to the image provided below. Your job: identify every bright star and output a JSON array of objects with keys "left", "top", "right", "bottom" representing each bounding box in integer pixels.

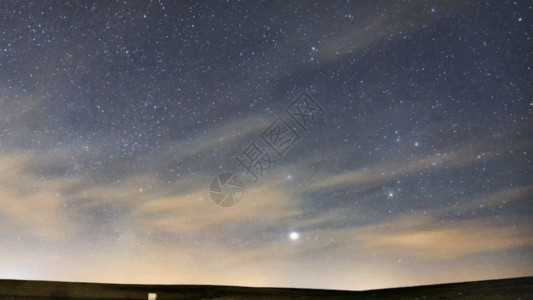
[{"left": 289, "top": 231, "right": 300, "bottom": 241}]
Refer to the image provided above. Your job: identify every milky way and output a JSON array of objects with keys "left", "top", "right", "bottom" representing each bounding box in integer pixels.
[{"left": 0, "top": 1, "right": 532, "bottom": 290}]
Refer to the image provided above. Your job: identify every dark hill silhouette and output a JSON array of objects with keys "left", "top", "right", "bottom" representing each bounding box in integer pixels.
[{"left": 0, "top": 277, "right": 532, "bottom": 299}]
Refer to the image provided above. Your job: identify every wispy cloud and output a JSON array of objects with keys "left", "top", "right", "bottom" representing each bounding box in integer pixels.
[
  {"left": 354, "top": 215, "right": 533, "bottom": 259},
  {"left": 309, "top": 142, "right": 497, "bottom": 191},
  {"left": 0, "top": 153, "right": 81, "bottom": 240}
]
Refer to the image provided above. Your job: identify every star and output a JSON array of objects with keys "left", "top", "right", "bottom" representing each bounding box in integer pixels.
[{"left": 289, "top": 232, "right": 300, "bottom": 241}]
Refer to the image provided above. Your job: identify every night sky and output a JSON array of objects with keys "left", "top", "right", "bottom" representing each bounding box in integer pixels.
[{"left": 0, "top": 0, "right": 532, "bottom": 291}]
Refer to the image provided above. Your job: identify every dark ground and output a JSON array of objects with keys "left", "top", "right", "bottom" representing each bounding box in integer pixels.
[{"left": 0, "top": 277, "right": 532, "bottom": 299}]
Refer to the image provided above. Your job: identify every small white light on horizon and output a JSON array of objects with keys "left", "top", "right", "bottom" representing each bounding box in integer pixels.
[{"left": 148, "top": 293, "right": 157, "bottom": 300}]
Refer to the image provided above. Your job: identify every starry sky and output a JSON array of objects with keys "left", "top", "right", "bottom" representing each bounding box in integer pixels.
[{"left": 0, "top": 0, "right": 532, "bottom": 291}]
